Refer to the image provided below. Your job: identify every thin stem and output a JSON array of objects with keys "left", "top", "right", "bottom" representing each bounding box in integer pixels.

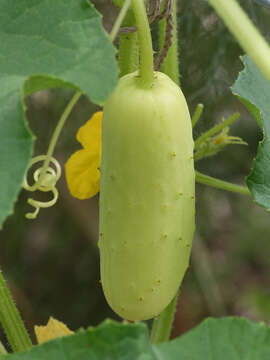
[
  {"left": 195, "top": 170, "right": 250, "bottom": 195},
  {"left": 208, "top": 0, "right": 270, "bottom": 83},
  {"left": 150, "top": 291, "right": 178, "bottom": 344},
  {"left": 192, "top": 103, "right": 204, "bottom": 128},
  {"left": 110, "top": 0, "right": 132, "bottom": 42},
  {"left": 194, "top": 112, "right": 240, "bottom": 149},
  {"left": 36, "top": 92, "right": 81, "bottom": 187},
  {"left": 132, "top": 0, "right": 154, "bottom": 86},
  {"left": 118, "top": 31, "right": 139, "bottom": 77},
  {"left": 0, "top": 271, "right": 32, "bottom": 352},
  {"left": 118, "top": 1, "right": 139, "bottom": 76},
  {"left": 159, "top": 0, "right": 180, "bottom": 84}
]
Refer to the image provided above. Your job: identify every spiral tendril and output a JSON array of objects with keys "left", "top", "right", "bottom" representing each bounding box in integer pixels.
[
  {"left": 22, "top": 92, "right": 81, "bottom": 220},
  {"left": 23, "top": 155, "right": 61, "bottom": 219}
]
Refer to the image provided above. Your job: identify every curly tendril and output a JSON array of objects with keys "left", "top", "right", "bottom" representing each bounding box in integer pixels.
[
  {"left": 23, "top": 155, "right": 61, "bottom": 219},
  {"left": 22, "top": 91, "right": 82, "bottom": 220}
]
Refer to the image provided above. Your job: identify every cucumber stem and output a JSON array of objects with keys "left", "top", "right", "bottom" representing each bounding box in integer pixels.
[
  {"left": 208, "top": 0, "right": 270, "bottom": 83},
  {"left": 118, "top": 31, "right": 139, "bottom": 77},
  {"left": 0, "top": 271, "right": 32, "bottom": 352},
  {"left": 131, "top": 0, "right": 154, "bottom": 86},
  {"left": 117, "top": 3, "right": 139, "bottom": 77},
  {"left": 195, "top": 171, "right": 250, "bottom": 195},
  {"left": 159, "top": 0, "right": 180, "bottom": 84},
  {"left": 110, "top": 0, "right": 132, "bottom": 42},
  {"left": 192, "top": 104, "right": 204, "bottom": 128},
  {"left": 150, "top": 291, "right": 179, "bottom": 344}
]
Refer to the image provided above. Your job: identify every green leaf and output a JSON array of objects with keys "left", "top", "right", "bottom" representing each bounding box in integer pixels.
[
  {"left": 0, "top": 320, "right": 155, "bottom": 360},
  {"left": 1, "top": 318, "right": 270, "bottom": 359},
  {"left": 154, "top": 317, "right": 270, "bottom": 359},
  {"left": 232, "top": 56, "right": 270, "bottom": 210},
  {"left": 0, "top": 0, "right": 118, "bottom": 227}
]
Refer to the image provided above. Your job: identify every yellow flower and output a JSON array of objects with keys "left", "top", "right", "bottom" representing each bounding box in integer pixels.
[
  {"left": 65, "top": 111, "right": 102, "bottom": 199},
  {"left": 35, "top": 317, "right": 73, "bottom": 344}
]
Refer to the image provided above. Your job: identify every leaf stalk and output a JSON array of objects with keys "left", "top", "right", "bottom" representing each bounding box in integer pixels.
[
  {"left": 0, "top": 271, "right": 32, "bottom": 352},
  {"left": 195, "top": 171, "right": 250, "bottom": 195},
  {"left": 208, "top": 0, "right": 270, "bottom": 83}
]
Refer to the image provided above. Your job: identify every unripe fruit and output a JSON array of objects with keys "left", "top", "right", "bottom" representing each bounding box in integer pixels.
[{"left": 99, "top": 71, "right": 195, "bottom": 321}]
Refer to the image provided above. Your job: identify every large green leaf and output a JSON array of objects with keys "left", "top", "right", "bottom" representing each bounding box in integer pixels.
[
  {"left": 1, "top": 318, "right": 270, "bottom": 359},
  {"left": 232, "top": 56, "right": 270, "bottom": 210},
  {"left": 0, "top": 320, "right": 154, "bottom": 360},
  {"left": 0, "top": 0, "right": 118, "bottom": 227},
  {"left": 155, "top": 317, "right": 270, "bottom": 359}
]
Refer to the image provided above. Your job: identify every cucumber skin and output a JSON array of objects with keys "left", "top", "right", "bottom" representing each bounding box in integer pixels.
[{"left": 99, "top": 71, "right": 195, "bottom": 321}]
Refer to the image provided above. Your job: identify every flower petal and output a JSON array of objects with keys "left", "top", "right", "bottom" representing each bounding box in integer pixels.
[
  {"left": 65, "top": 149, "right": 101, "bottom": 199},
  {"left": 77, "top": 111, "right": 102, "bottom": 149},
  {"left": 34, "top": 317, "right": 73, "bottom": 344}
]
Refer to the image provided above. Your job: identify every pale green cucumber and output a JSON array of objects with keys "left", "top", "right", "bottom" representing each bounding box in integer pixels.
[{"left": 99, "top": 71, "right": 195, "bottom": 321}]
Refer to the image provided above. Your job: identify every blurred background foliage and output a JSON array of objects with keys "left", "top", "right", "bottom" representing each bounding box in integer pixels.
[{"left": 1, "top": 0, "right": 270, "bottom": 345}]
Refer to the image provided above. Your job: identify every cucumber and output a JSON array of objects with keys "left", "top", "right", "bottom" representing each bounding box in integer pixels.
[{"left": 99, "top": 71, "right": 195, "bottom": 321}]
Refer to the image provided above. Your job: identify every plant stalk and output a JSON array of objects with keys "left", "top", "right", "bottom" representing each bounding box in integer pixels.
[
  {"left": 36, "top": 91, "right": 81, "bottom": 188},
  {"left": 131, "top": 0, "right": 154, "bottom": 86},
  {"left": 117, "top": 3, "right": 139, "bottom": 76},
  {"left": 159, "top": 0, "right": 180, "bottom": 84},
  {"left": 150, "top": 291, "right": 179, "bottom": 344},
  {"left": 110, "top": 0, "right": 132, "bottom": 42},
  {"left": 195, "top": 170, "right": 250, "bottom": 195},
  {"left": 194, "top": 112, "right": 240, "bottom": 149},
  {"left": 118, "top": 31, "right": 139, "bottom": 77},
  {"left": 192, "top": 104, "right": 204, "bottom": 128},
  {"left": 208, "top": 0, "right": 270, "bottom": 83},
  {"left": 0, "top": 271, "right": 32, "bottom": 352}
]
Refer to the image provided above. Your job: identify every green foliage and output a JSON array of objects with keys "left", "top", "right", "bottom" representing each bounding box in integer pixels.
[
  {"left": 232, "top": 56, "right": 270, "bottom": 210},
  {"left": 1, "top": 320, "right": 154, "bottom": 360},
  {"left": 156, "top": 317, "right": 270, "bottom": 359},
  {"left": 0, "top": 0, "right": 118, "bottom": 228},
  {"left": 1, "top": 0, "right": 270, "bottom": 356},
  {"left": 1, "top": 318, "right": 270, "bottom": 359}
]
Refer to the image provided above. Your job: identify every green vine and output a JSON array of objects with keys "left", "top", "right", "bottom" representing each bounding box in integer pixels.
[
  {"left": 150, "top": 291, "right": 179, "bottom": 344},
  {"left": 192, "top": 104, "right": 204, "bottom": 128},
  {"left": 0, "top": 271, "right": 32, "bottom": 352},
  {"left": 110, "top": 0, "right": 132, "bottom": 42},
  {"left": 131, "top": 0, "right": 154, "bottom": 87},
  {"left": 117, "top": 5, "right": 139, "bottom": 77},
  {"left": 23, "top": 92, "right": 81, "bottom": 219},
  {"left": 159, "top": 0, "right": 180, "bottom": 84},
  {"left": 195, "top": 171, "right": 250, "bottom": 196},
  {"left": 208, "top": 0, "right": 270, "bottom": 83}
]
